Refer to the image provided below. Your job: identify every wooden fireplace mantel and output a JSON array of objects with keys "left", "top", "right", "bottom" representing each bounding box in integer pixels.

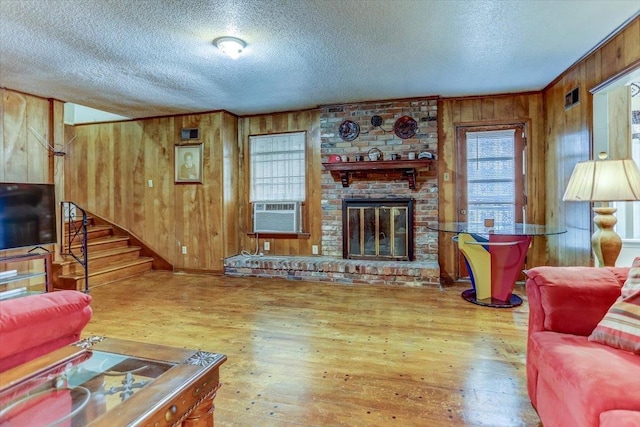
[{"left": 322, "top": 159, "right": 434, "bottom": 189}]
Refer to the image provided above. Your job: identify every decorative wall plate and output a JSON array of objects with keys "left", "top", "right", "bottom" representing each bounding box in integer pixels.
[
  {"left": 339, "top": 120, "right": 360, "bottom": 141},
  {"left": 393, "top": 116, "right": 418, "bottom": 139}
]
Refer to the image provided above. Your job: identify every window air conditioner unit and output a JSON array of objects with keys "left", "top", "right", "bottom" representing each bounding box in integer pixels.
[{"left": 253, "top": 202, "right": 300, "bottom": 233}]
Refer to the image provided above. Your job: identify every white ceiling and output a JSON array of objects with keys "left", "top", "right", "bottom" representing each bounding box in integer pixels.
[{"left": 1, "top": 0, "right": 638, "bottom": 119}]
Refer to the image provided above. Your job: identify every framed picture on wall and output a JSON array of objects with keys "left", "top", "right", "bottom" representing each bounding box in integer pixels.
[{"left": 175, "top": 143, "right": 203, "bottom": 184}]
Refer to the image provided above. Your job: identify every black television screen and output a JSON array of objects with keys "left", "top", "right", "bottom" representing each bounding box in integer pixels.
[{"left": 0, "top": 183, "right": 57, "bottom": 251}]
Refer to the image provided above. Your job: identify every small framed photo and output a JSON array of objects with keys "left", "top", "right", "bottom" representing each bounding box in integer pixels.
[{"left": 175, "top": 143, "right": 203, "bottom": 184}]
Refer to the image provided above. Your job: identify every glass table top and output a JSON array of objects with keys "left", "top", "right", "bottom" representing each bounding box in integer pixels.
[
  {"left": 427, "top": 222, "right": 566, "bottom": 236},
  {"left": 0, "top": 336, "right": 226, "bottom": 427},
  {"left": 0, "top": 349, "right": 175, "bottom": 427}
]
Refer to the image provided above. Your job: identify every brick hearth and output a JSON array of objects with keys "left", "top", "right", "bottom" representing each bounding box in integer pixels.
[{"left": 224, "top": 255, "right": 440, "bottom": 287}]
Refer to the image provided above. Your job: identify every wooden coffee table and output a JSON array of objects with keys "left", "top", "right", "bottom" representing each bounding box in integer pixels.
[{"left": 0, "top": 336, "right": 226, "bottom": 426}]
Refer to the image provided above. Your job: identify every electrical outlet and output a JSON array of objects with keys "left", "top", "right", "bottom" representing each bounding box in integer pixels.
[
  {"left": 264, "top": 241, "right": 270, "bottom": 251},
  {"left": 148, "top": 179, "right": 153, "bottom": 188},
  {"left": 181, "top": 246, "right": 187, "bottom": 254},
  {"left": 312, "top": 245, "right": 319, "bottom": 255}
]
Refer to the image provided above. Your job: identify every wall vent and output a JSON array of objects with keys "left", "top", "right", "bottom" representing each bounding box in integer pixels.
[
  {"left": 181, "top": 128, "right": 199, "bottom": 140},
  {"left": 564, "top": 87, "right": 580, "bottom": 109}
]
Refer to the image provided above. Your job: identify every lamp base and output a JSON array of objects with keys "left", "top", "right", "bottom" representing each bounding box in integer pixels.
[{"left": 592, "top": 206, "right": 622, "bottom": 267}]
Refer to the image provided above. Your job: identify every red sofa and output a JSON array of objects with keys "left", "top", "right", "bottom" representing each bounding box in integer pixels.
[
  {"left": 0, "top": 290, "right": 92, "bottom": 372},
  {"left": 525, "top": 266, "right": 640, "bottom": 427}
]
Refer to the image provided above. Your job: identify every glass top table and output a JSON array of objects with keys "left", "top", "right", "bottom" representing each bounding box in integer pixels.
[
  {"left": 0, "top": 336, "right": 227, "bottom": 427},
  {"left": 428, "top": 222, "right": 566, "bottom": 307},
  {"left": 427, "top": 222, "right": 566, "bottom": 236}
]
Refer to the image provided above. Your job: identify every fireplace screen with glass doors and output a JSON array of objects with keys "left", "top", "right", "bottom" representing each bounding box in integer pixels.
[{"left": 342, "top": 198, "right": 414, "bottom": 261}]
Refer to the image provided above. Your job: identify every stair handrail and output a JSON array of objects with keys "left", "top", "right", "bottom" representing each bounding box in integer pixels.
[{"left": 60, "top": 201, "right": 89, "bottom": 293}]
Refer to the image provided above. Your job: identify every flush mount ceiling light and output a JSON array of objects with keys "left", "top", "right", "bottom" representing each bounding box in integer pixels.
[{"left": 214, "top": 36, "right": 246, "bottom": 59}]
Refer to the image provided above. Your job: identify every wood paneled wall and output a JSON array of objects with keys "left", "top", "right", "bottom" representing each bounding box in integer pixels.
[
  {"left": 438, "top": 93, "right": 545, "bottom": 281},
  {"left": 0, "top": 90, "right": 58, "bottom": 268},
  {"left": 1, "top": 89, "right": 51, "bottom": 184},
  {"left": 544, "top": 16, "right": 640, "bottom": 267},
  {"left": 64, "top": 111, "right": 239, "bottom": 272},
  {"left": 238, "top": 110, "right": 322, "bottom": 256}
]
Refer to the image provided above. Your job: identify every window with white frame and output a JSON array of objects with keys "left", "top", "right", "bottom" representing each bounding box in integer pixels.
[
  {"left": 459, "top": 126, "right": 526, "bottom": 227},
  {"left": 615, "top": 81, "right": 640, "bottom": 240},
  {"left": 249, "top": 132, "right": 306, "bottom": 203}
]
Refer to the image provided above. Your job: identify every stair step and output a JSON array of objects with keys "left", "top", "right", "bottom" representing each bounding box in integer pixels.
[
  {"left": 70, "top": 235, "right": 130, "bottom": 252},
  {"left": 57, "top": 257, "right": 153, "bottom": 290},
  {"left": 85, "top": 225, "right": 113, "bottom": 240},
  {"left": 59, "top": 246, "right": 143, "bottom": 274},
  {"left": 63, "top": 216, "right": 94, "bottom": 231},
  {"left": 65, "top": 225, "right": 113, "bottom": 245}
]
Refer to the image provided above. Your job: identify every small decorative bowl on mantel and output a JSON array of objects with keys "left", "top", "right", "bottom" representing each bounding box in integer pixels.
[{"left": 367, "top": 147, "right": 382, "bottom": 161}]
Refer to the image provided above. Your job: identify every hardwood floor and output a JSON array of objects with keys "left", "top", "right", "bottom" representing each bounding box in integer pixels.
[{"left": 84, "top": 271, "right": 541, "bottom": 426}]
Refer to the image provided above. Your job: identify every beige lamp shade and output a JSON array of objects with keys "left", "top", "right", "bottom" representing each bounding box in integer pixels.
[
  {"left": 562, "top": 157, "right": 640, "bottom": 267},
  {"left": 562, "top": 159, "right": 640, "bottom": 202}
]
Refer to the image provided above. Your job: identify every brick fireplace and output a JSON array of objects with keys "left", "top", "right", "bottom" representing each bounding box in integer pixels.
[
  {"left": 225, "top": 97, "right": 441, "bottom": 287},
  {"left": 320, "top": 98, "right": 439, "bottom": 263}
]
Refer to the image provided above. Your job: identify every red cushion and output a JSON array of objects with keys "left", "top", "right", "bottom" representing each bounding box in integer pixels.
[
  {"left": 526, "top": 267, "right": 623, "bottom": 335},
  {"left": 600, "top": 410, "right": 640, "bottom": 427},
  {"left": 530, "top": 331, "right": 640, "bottom": 426},
  {"left": 0, "top": 291, "right": 92, "bottom": 369}
]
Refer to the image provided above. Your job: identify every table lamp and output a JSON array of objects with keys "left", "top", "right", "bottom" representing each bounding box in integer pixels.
[{"left": 562, "top": 154, "right": 640, "bottom": 267}]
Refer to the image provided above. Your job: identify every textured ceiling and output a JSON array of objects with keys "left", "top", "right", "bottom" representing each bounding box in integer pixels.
[{"left": 0, "top": 0, "right": 639, "bottom": 119}]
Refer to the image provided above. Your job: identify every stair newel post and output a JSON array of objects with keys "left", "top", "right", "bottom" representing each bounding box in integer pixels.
[
  {"left": 60, "top": 202, "right": 90, "bottom": 293},
  {"left": 82, "top": 211, "right": 89, "bottom": 293},
  {"left": 60, "top": 202, "right": 64, "bottom": 255},
  {"left": 61, "top": 201, "right": 67, "bottom": 255}
]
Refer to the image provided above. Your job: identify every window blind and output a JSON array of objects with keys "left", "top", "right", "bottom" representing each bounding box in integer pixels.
[
  {"left": 466, "top": 129, "right": 517, "bottom": 225},
  {"left": 250, "top": 132, "right": 306, "bottom": 202}
]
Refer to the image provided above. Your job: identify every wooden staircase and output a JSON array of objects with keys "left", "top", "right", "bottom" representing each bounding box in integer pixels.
[{"left": 53, "top": 216, "right": 155, "bottom": 291}]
